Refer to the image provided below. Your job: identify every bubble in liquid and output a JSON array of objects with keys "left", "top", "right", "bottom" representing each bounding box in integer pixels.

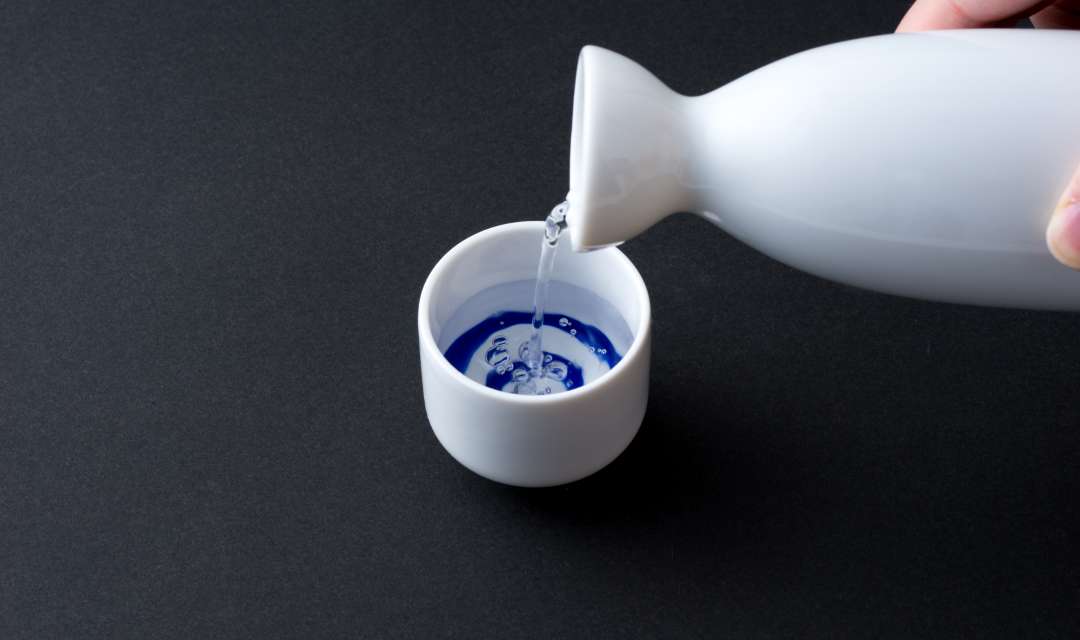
[
  {"left": 485, "top": 345, "right": 509, "bottom": 368},
  {"left": 558, "top": 317, "right": 570, "bottom": 327},
  {"left": 441, "top": 298, "right": 626, "bottom": 396},
  {"left": 544, "top": 362, "right": 567, "bottom": 381},
  {"left": 513, "top": 379, "right": 537, "bottom": 395}
]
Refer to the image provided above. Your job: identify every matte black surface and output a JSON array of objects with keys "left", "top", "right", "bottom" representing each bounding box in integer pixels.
[{"left": 2, "top": 2, "right": 1078, "bottom": 638}]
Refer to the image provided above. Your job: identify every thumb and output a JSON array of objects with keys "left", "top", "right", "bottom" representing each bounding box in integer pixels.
[{"left": 1046, "top": 165, "right": 1080, "bottom": 269}]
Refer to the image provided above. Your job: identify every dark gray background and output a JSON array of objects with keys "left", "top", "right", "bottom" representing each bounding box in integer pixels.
[{"left": 2, "top": 1, "right": 1078, "bottom": 638}]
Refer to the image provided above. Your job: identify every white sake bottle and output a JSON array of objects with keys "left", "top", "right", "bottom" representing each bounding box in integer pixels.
[{"left": 565, "top": 30, "right": 1080, "bottom": 310}]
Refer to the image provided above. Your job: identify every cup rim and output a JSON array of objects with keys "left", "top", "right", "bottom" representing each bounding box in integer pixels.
[{"left": 418, "top": 221, "right": 651, "bottom": 404}]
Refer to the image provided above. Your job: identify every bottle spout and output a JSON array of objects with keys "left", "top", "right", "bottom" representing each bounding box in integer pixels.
[{"left": 565, "top": 46, "right": 698, "bottom": 251}]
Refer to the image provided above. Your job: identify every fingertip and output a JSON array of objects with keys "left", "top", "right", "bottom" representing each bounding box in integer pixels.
[
  {"left": 1047, "top": 194, "right": 1080, "bottom": 271},
  {"left": 896, "top": 0, "right": 1049, "bottom": 32},
  {"left": 896, "top": 0, "right": 978, "bottom": 32}
]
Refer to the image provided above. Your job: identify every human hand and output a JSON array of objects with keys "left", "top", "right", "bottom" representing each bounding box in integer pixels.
[{"left": 898, "top": 0, "right": 1080, "bottom": 268}]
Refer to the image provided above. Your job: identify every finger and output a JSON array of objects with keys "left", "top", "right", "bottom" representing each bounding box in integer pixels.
[
  {"left": 897, "top": 0, "right": 1051, "bottom": 31},
  {"left": 1046, "top": 165, "right": 1080, "bottom": 269},
  {"left": 1031, "top": 0, "right": 1080, "bottom": 27}
]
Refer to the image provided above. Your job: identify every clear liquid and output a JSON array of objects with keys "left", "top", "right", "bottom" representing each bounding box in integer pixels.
[
  {"left": 440, "top": 280, "right": 632, "bottom": 395},
  {"left": 441, "top": 200, "right": 629, "bottom": 395},
  {"left": 523, "top": 202, "right": 568, "bottom": 376},
  {"left": 440, "top": 300, "right": 626, "bottom": 395}
]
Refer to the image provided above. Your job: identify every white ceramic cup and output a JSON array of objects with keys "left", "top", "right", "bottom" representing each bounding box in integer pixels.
[{"left": 417, "top": 221, "right": 651, "bottom": 487}]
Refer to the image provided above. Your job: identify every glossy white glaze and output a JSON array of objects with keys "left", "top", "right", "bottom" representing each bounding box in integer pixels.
[
  {"left": 567, "top": 30, "right": 1080, "bottom": 309},
  {"left": 418, "top": 222, "right": 651, "bottom": 487}
]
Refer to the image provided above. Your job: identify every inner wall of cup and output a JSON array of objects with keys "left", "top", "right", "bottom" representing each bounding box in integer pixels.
[{"left": 426, "top": 223, "right": 644, "bottom": 348}]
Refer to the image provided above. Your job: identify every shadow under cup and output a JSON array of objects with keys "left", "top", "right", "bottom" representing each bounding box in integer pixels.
[{"left": 418, "top": 221, "right": 652, "bottom": 487}]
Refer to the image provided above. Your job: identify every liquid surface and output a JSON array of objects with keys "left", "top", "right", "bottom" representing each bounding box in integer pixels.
[
  {"left": 442, "top": 200, "right": 630, "bottom": 395},
  {"left": 440, "top": 280, "right": 632, "bottom": 395}
]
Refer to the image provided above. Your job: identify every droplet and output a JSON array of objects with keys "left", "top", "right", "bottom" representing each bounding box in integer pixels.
[
  {"left": 512, "top": 367, "right": 529, "bottom": 383},
  {"left": 558, "top": 317, "right": 570, "bottom": 327},
  {"left": 543, "top": 354, "right": 552, "bottom": 364},
  {"left": 492, "top": 335, "right": 507, "bottom": 347},
  {"left": 543, "top": 362, "right": 567, "bottom": 381},
  {"left": 569, "top": 328, "right": 577, "bottom": 336},
  {"left": 485, "top": 346, "right": 509, "bottom": 368}
]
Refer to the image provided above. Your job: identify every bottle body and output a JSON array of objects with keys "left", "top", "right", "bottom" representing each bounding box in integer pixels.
[{"left": 566, "top": 31, "right": 1080, "bottom": 310}]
